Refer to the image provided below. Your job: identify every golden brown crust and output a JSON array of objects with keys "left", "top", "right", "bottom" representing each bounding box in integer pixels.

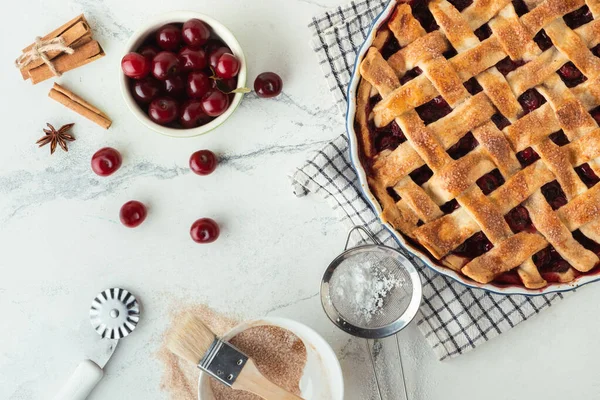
[
  {"left": 388, "top": 3, "right": 427, "bottom": 47},
  {"left": 354, "top": 0, "right": 600, "bottom": 289},
  {"left": 462, "top": 232, "right": 548, "bottom": 283}
]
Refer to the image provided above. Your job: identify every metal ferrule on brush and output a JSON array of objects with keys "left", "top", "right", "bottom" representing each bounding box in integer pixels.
[{"left": 199, "top": 338, "right": 248, "bottom": 386}]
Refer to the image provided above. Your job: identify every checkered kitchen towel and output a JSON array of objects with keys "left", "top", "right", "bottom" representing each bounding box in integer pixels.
[{"left": 291, "top": 0, "right": 565, "bottom": 360}]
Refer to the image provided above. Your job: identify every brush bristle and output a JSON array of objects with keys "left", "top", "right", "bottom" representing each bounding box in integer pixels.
[{"left": 167, "top": 313, "right": 216, "bottom": 365}]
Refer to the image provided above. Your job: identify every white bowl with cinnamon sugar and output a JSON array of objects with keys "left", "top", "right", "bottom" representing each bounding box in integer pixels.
[
  {"left": 198, "top": 317, "right": 344, "bottom": 400},
  {"left": 119, "top": 11, "right": 247, "bottom": 138}
]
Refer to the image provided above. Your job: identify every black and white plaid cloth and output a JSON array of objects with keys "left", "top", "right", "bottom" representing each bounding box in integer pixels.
[{"left": 291, "top": 0, "right": 566, "bottom": 360}]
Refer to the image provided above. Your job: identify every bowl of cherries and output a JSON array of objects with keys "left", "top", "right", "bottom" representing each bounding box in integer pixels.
[{"left": 120, "top": 12, "right": 247, "bottom": 137}]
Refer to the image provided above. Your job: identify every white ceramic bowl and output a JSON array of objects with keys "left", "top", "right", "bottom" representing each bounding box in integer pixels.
[
  {"left": 120, "top": 11, "right": 247, "bottom": 138},
  {"left": 198, "top": 317, "right": 344, "bottom": 400},
  {"left": 345, "top": 0, "right": 600, "bottom": 296}
]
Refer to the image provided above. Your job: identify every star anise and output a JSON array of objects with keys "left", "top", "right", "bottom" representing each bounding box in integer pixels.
[{"left": 36, "top": 123, "right": 75, "bottom": 154}]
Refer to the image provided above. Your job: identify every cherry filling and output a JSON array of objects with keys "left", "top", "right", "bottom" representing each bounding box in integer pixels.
[
  {"left": 365, "top": 95, "right": 406, "bottom": 153},
  {"left": 512, "top": 0, "right": 529, "bottom": 17},
  {"left": 410, "top": 164, "right": 434, "bottom": 185},
  {"left": 474, "top": 24, "right": 492, "bottom": 41},
  {"left": 447, "top": 132, "right": 478, "bottom": 160},
  {"left": 495, "top": 270, "right": 523, "bottom": 285},
  {"left": 452, "top": 231, "right": 493, "bottom": 259},
  {"left": 572, "top": 230, "right": 600, "bottom": 257},
  {"left": 447, "top": 0, "right": 473, "bottom": 11},
  {"left": 505, "top": 205, "right": 536, "bottom": 233},
  {"left": 463, "top": 78, "right": 483, "bottom": 95},
  {"left": 440, "top": 199, "right": 460, "bottom": 214},
  {"left": 416, "top": 96, "right": 452, "bottom": 124},
  {"left": 593, "top": 45, "right": 600, "bottom": 58},
  {"left": 541, "top": 181, "right": 568, "bottom": 210},
  {"left": 563, "top": 6, "right": 593, "bottom": 29},
  {"left": 533, "top": 30, "right": 553, "bottom": 51},
  {"left": 491, "top": 114, "right": 511, "bottom": 130},
  {"left": 387, "top": 187, "right": 402, "bottom": 202},
  {"left": 516, "top": 147, "right": 540, "bottom": 167},
  {"left": 442, "top": 46, "right": 458, "bottom": 60},
  {"left": 533, "top": 246, "right": 574, "bottom": 281},
  {"left": 575, "top": 163, "right": 600, "bottom": 188},
  {"left": 558, "top": 62, "right": 587, "bottom": 88},
  {"left": 518, "top": 89, "right": 546, "bottom": 114},
  {"left": 370, "top": 120, "right": 406, "bottom": 152},
  {"left": 400, "top": 67, "right": 423, "bottom": 85},
  {"left": 590, "top": 106, "right": 600, "bottom": 125},
  {"left": 549, "top": 130, "right": 569, "bottom": 146},
  {"left": 409, "top": 0, "right": 439, "bottom": 32},
  {"left": 476, "top": 169, "right": 505, "bottom": 195},
  {"left": 495, "top": 57, "right": 525, "bottom": 76},
  {"left": 381, "top": 35, "right": 402, "bottom": 59}
]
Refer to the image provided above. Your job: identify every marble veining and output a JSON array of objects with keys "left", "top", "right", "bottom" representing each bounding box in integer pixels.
[{"left": 2, "top": 0, "right": 599, "bottom": 400}]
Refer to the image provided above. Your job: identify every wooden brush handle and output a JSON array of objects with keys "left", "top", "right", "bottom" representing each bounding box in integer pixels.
[{"left": 232, "top": 358, "right": 304, "bottom": 400}]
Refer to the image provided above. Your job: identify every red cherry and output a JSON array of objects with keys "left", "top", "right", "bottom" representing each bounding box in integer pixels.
[
  {"left": 504, "top": 205, "right": 534, "bottom": 233},
  {"left": 178, "top": 47, "right": 207, "bottom": 71},
  {"left": 187, "top": 72, "right": 212, "bottom": 98},
  {"left": 190, "top": 218, "right": 220, "bottom": 243},
  {"left": 132, "top": 77, "right": 162, "bottom": 104},
  {"left": 432, "top": 96, "right": 448, "bottom": 108},
  {"left": 218, "top": 78, "right": 238, "bottom": 93},
  {"left": 91, "top": 147, "right": 122, "bottom": 177},
  {"left": 164, "top": 75, "right": 186, "bottom": 98},
  {"left": 156, "top": 24, "right": 182, "bottom": 51},
  {"left": 120, "top": 201, "right": 147, "bottom": 228},
  {"left": 148, "top": 97, "right": 179, "bottom": 125},
  {"left": 180, "top": 100, "right": 211, "bottom": 128},
  {"left": 201, "top": 90, "right": 230, "bottom": 117},
  {"left": 138, "top": 45, "right": 159, "bottom": 61},
  {"left": 121, "top": 52, "right": 150, "bottom": 79},
  {"left": 182, "top": 19, "right": 211, "bottom": 47},
  {"left": 516, "top": 147, "right": 540, "bottom": 166},
  {"left": 254, "top": 72, "right": 283, "bottom": 98},
  {"left": 189, "top": 150, "right": 217, "bottom": 175},
  {"left": 476, "top": 172, "right": 500, "bottom": 195},
  {"left": 559, "top": 62, "right": 582, "bottom": 80},
  {"left": 215, "top": 53, "right": 240, "bottom": 79},
  {"left": 495, "top": 57, "right": 525, "bottom": 76},
  {"left": 152, "top": 51, "right": 180, "bottom": 80},
  {"left": 519, "top": 89, "right": 544, "bottom": 114},
  {"left": 209, "top": 47, "right": 232, "bottom": 70}
]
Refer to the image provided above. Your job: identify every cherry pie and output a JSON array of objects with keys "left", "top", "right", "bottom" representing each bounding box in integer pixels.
[{"left": 354, "top": 0, "right": 600, "bottom": 289}]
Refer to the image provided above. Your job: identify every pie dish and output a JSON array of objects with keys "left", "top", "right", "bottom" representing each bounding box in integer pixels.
[{"left": 348, "top": 0, "right": 600, "bottom": 293}]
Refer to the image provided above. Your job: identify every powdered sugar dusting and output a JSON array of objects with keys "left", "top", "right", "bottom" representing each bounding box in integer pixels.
[{"left": 333, "top": 260, "right": 405, "bottom": 322}]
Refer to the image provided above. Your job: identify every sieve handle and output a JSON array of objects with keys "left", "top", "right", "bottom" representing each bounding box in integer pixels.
[{"left": 344, "top": 226, "right": 383, "bottom": 250}]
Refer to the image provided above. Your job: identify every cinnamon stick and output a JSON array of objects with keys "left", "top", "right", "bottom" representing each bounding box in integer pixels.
[
  {"left": 27, "top": 40, "right": 105, "bottom": 85},
  {"left": 21, "top": 15, "right": 87, "bottom": 53},
  {"left": 20, "top": 21, "right": 92, "bottom": 79},
  {"left": 49, "top": 83, "right": 112, "bottom": 129}
]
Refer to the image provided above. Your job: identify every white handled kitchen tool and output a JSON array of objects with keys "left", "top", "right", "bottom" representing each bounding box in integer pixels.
[
  {"left": 53, "top": 288, "right": 140, "bottom": 400},
  {"left": 321, "top": 226, "right": 422, "bottom": 400}
]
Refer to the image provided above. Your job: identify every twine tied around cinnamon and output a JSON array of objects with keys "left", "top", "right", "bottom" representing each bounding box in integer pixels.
[{"left": 15, "top": 36, "right": 74, "bottom": 77}]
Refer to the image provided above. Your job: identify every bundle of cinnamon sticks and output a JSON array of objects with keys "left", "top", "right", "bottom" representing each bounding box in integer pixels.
[{"left": 18, "top": 14, "right": 105, "bottom": 84}]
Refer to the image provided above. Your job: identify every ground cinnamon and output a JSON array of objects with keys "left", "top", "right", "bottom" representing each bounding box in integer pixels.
[
  {"left": 157, "top": 304, "right": 307, "bottom": 400},
  {"left": 49, "top": 83, "right": 111, "bottom": 129},
  {"left": 210, "top": 326, "right": 307, "bottom": 400},
  {"left": 158, "top": 304, "right": 238, "bottom": 400}
]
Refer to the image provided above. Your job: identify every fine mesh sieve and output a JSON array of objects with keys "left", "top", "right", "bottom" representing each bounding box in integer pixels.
[{"left": 321, "top": 226, "right": 423, "bottom": 399}]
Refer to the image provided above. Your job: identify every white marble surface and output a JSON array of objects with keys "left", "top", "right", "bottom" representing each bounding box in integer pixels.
[{"left": 1, "top": 1, "right": 600, "bottom": 399}]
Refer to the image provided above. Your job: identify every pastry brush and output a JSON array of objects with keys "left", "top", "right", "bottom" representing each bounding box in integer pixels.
[{"left": 167, "top": 313, "right": 304, "bottom": 400}]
